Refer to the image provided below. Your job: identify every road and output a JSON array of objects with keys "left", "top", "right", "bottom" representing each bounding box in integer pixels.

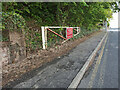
[
  {"left": 7, "top": 31, "right": 106, "bottom": 88},
  {"left": 78, "top": 29, "right": 119, "bottom": 88},
  {"left": 3, "top": 29, "right": 119, "bottom": 89}
]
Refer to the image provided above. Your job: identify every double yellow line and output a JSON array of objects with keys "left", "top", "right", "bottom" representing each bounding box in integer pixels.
[{"left": 88, "top": 33, "right": 108, "bottom": 88}]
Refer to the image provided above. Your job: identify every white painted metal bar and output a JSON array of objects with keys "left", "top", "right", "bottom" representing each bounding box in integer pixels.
[
  {"left": 73, "top": 29, "right": 78, "bottom": 36},
  {"left": 77, "top": 27, "right": 79, "bottom": 33},
  {"left": 73, "top": 27, "right": 80, "bottom": 36},
  {"left": 41, "top": 26, "right": 80, "bottom": 49},
  {"left": 41, "top": 26, "right": 46, "bottom": 49},
  {"left": 74, "top": 32, "right": 79, "bottom": 37},
  {"left": 44, "top": 26, "right": 78, "bottom": 29}
]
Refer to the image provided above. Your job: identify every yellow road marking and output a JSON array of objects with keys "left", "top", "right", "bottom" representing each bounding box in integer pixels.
[
  {"left": 97, "top": 37, "right": 109, "bottom": 88},
  {"left": 88, "top": 34, "right": 108, "bottom": 88}
]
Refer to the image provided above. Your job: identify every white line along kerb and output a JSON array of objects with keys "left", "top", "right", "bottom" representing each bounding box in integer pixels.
[{"left": 68, "top": 32, "right": 108, "bottom": 89}]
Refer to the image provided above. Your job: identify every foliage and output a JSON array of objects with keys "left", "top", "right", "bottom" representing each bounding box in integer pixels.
[
  {"left": 1, "top": 12, "right": 26, "bottom": 42},
  {"left": 2, "top": 2, "right": 120, "bottom": 50},
  {"left": 2, "top": 11, "right": 26, "bottom": 32},
  {"left": 2, "top": 2, "right": 119, "bottom": 28},
  {"left": 25, "top": 27, "right": 42, "bottom": 51}
]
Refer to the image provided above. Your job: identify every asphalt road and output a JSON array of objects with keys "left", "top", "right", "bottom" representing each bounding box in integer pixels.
[
  {"left": 11, "top": 31, "right": 106, "bottom": 88},
  {"left": 78, "top": 29, "right": 119, "bottom": 88}
]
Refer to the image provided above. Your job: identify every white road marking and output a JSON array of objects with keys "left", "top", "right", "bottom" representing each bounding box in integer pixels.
[{"left": 108, "top": 30, "right": 120, "bottom": 32}]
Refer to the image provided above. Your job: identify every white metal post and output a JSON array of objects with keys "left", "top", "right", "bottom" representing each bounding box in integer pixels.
[
  {"left": 41, "top": 26, "right": 46, "bottom": 49},
  {"left": 42, "top": 26, "right": 80, "bottom": 45},
  {"left": 45, "top": 27, "right": 47, "bottom": 49},
  {"left": 78, "top": 27, "right": 80, "bottom": 34},
  {"left": 77, "top": 27, "right": 79, "bottom": 34}
]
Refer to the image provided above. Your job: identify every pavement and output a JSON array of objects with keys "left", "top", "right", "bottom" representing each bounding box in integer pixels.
[
  {"left": 4, "top": 31, "right": 106, "bottom": 89},
  {"left": 78, "top": 29, "right": 119, "bottom": 88}
]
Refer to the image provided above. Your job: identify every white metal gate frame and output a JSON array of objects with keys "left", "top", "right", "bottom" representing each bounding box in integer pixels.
[{"left": 41, "top": 26, "right": 80, "bottom": 49}]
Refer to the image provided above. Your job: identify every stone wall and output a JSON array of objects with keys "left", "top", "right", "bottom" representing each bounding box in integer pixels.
[
  {"left": 9, "top": 31, "right": 26, "bottom": 64},
  {"left": 1, "top": 42, "right": 9, "bottom": 66},
  {"left": 1, "top": 31, "right": 26, "bottom": 65}
]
